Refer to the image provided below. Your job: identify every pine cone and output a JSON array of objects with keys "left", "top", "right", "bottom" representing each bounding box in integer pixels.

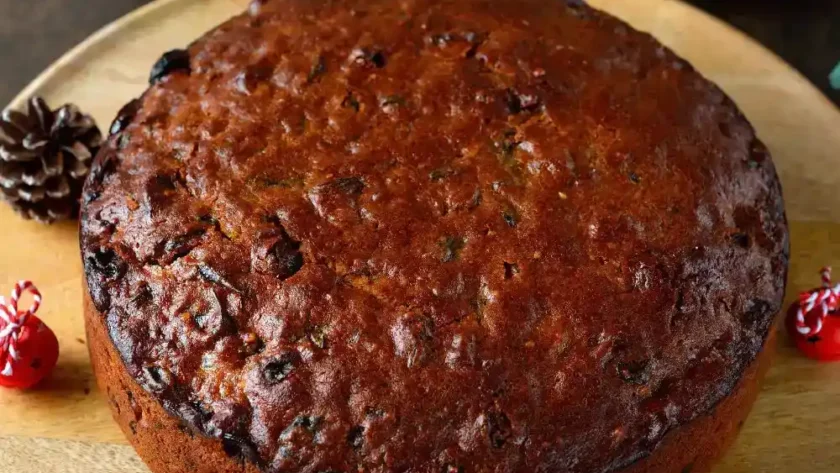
[{"left": 0, "top": 97, "right": 102, "bottom": 223}]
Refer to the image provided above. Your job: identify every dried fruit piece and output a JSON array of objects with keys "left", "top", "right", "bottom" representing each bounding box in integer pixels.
[
  {"left": 487, "top": 411, "right": 512, "bottom": 448},
  {"left": 307, "top": 55, "right": 327, "bottom": 83},
  {"left": 235, "top": 59, "right": 275, "bottom": 94},
  {"left": 251, "top": 227, "right": 304, "bottom": 280},
  {"left": 308, "top": 176, "right": 366, "bottom": 223},
  {"left": 261, "top": 354, "right": 296, "bottom": 385},
  {"left": 504, "top": 89, "right": 541, "bottom": 114},
  {"left": 351, "top": 48, "right": 387, "bottom": 68},
  {"left": 149, "top": 49, "right": 191, "bottom": 84},
  {"left": 131, "top": 283, "right": 153, "bottom": 308},
  {"left": 334, "top": 176, "right": 365, "bottom": 195},
  {"left": 222, "top": 433, "right": 263, "bottom": 466},
  {"left": 86, "top": 247, "right": 126, "bottom": 280},
  {"left": 342, "top": 92, "right": 361, "bottom": 112},
  {"left": 440, "top": 236, "right": 465, "bottom": 262},
  {"left": 502, "top": 207, "right": 519, "bottom": 228},
  {"left": 84, "top": 151, "right": 118, "bottom": 204},
  {"left": 429, "top": 167, "right": 454, "bottom": 182},
  {"left": 158, "top": 229, "right": 206, "bottom": 264},
  {"left": 308, "top": 325, "right": 327, "bottom": 349},
  {"left": 380, "top": 95, "right": 406, "bottom": 108},
  {"left": 730, "top": 232, "right": 750, "bottom": 248},
  {"left": 503, "top": 262, "right": 519, "bottom": 279},
  {"left": 347, "top": 425, "right": 364, "bottom": 449},
  {"left": 141, "top": 364, "right": 172, "bottom": 392},
  {"left": 616, "top": 360, "right": 650, "bottom": 385},
  {"left": 109, "top": 98, "right": 141, "bottom": 135}
]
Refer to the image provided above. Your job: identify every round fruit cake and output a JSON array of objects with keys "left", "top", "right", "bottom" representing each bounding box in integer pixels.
[{"left": 80, "top": 1, "right": 789, "bottom": 472}]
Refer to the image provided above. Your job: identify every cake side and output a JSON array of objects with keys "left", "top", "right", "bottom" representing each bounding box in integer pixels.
[
  {"left": 85, "top": 290, "right": 777, "bottom": 473},
  {"left": 85, "top": 292, "right": 261, "bottom": 473},
  {"left": 81, "top": 0, "right": 789, "bottom": 472}
]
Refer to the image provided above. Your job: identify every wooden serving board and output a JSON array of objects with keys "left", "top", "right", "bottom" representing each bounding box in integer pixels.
[{"left": 1, "top": 0, "right": 838, "bottom": 471}]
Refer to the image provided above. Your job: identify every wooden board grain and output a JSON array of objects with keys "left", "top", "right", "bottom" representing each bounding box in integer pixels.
[{"left": 0, "top": 0, "right": 838, "bottom": 471}]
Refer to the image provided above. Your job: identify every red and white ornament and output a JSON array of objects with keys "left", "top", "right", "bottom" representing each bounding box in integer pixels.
[
  {"left": 786, "top": 267, "right": 840, "bottom": 362},
  {"left": 0, "top": 281, "right": 59, "bottom": 389}
]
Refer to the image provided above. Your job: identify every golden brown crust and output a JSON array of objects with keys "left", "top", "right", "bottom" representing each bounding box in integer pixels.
[{"left": 86, "top": 290, "right": 776, "bottom": 473}]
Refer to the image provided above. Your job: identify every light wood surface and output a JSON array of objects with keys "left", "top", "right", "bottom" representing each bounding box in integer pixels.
[{"left": 1, "top": 0, "right": 838, "bottom": 471}]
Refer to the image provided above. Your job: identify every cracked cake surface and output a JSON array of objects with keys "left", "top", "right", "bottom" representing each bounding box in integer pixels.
[{"left": 80, "top": 0, "right": 789, "bottom": 472}]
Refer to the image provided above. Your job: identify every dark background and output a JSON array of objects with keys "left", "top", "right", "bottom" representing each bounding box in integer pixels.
[{"left": 0, "top": 0, "right": 837, "bottom": 107}]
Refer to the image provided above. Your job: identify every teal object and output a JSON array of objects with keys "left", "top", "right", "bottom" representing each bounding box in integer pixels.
[{"left": 831, "top": 62, "right": 840, "bottom": 90}]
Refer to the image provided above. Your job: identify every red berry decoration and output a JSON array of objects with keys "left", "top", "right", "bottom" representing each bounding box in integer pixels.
[
  {"left": 786, "top": 267, "right": 840, "bottom": 362},
  {"left": 0, "top": 281, "right": 59, "bottom": 388}
]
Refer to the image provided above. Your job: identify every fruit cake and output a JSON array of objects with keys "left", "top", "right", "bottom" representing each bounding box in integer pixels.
[{"left": 80, "top": 0, "right": 789, "bottom": 472}]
